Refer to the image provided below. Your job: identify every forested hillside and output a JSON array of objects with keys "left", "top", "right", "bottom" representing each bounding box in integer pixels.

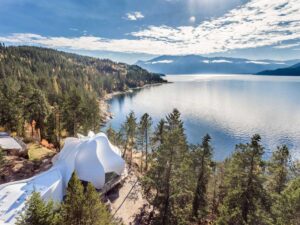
[
  {"left": 0, "top": 45, "right": 165, "bottom": 146},
  {"left": 257, "top": 62, "right": 300, "bottom": 76}
]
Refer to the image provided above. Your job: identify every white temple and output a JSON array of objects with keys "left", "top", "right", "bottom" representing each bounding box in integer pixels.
[{"left": 0, "top": 132, "right": 126, "bottom": 225}]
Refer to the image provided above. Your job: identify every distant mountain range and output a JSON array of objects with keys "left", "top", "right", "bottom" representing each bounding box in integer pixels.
[
  {"left": 257, "top": 63, "right": 300, "bottom": 76},
  {"left": 136, "top": 55, "right": 300, "bottom": 75}
]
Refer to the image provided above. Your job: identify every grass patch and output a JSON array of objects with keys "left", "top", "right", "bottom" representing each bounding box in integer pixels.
[{"left": 27, "top": 143, "right": 55, "bottom": 161}]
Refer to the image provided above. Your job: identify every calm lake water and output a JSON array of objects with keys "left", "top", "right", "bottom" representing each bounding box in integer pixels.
[{"left": 106, "top": 74, "right": 300, "bottom": 160}]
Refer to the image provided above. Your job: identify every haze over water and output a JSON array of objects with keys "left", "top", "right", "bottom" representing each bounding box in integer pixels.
[{"left": 106, "top": 75, "right": 300, "bottom": 160}]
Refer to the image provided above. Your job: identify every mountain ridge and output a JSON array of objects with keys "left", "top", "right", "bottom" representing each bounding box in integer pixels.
[
  {"left": 136, "top": 55, "right": 300, "bottom": 74},
  {"left": 257, "top": 62, "right": 300, "bottom": 76}
]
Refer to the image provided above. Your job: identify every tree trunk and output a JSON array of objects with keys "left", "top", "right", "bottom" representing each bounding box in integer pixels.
[
  {"left": 192, "top": 153, "right": 205, "bottom": 218},
  {"left": 162, "top": 146, "right": 174, "bottom": 225},
  {"left": 145, "top": 129, "right": 148, "bottom": 172},
  {"left": 242, "top": 151, "right": 255, "bottom": 223}
]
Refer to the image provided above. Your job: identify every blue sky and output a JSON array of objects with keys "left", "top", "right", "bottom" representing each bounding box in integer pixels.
[{"left": 0, "top": 0, "right": 300, "bottom": 64}]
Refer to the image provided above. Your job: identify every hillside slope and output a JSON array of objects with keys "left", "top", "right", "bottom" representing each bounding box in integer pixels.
[
  {"left": 0, "top": 45, "right": 165, "bottom": 141},
  {"left": 136, "top": 55, "right": 299, "bottom": 74},
  {"left": 257, "top": 63, "right": 300, "bottom": 76},
  {"left": 0, "top": 45, "right": 165, "bottom": 95}
]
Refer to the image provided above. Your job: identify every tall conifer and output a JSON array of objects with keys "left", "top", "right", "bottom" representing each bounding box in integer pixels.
[
  {"left": 16, "top": 192, "right": 59, "bottom": 225},
  {"left": 191, "top": 134, "right": 213, "bottom": 221},
  {"left": 217, "top": 135, "right": 271, "bottom": 225},
  {"left": 60, "top": 173, "right": 86, "bottom": 225},
  {"left": 83, "top": 182, "right": 113, "bottom": 225}
]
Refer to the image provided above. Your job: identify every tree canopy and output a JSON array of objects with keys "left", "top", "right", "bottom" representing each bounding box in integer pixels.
[{"left": 0, "top": 45, "right": 164, "bottom": 145}]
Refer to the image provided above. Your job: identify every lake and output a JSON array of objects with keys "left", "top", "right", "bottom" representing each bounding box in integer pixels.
[{"left": 106, "top": 74, "right": 300, "bottom": 160}]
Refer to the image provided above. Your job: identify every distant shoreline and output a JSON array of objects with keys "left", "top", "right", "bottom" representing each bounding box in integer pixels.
[{"left": 99, "top": 82, "right": 167, "bottom": 126}]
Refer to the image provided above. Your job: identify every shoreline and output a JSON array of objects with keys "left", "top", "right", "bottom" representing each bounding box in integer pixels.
[{"left": 99, "top": 82, "right": 166, "bottom": 126}]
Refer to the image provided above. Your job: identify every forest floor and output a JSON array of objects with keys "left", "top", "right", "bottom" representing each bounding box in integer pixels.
[
  {"left": 0, "top": 143, "right": 55, "bottom": 184},
  {"left": 27, "top": 143, "right": 56, "bottom": 161}
]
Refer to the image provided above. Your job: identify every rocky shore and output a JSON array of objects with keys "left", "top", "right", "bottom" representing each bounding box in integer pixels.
[{"left": 99, "top": 83, "right": 165, "bottom": 126}]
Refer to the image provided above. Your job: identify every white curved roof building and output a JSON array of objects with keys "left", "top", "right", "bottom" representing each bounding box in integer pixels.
[{"left": 0, "top": 132, "right": 126, "bottom": 225}]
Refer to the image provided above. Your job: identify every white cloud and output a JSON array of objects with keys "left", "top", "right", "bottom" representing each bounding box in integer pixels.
[
  {"left": 211, "top": 59, "right": 232, "bottom": 63},
  {"left": 273, "top": 42, "right": 300, "bottom": 49},
  {"left": 189, "top": 16, "right": 196, "bottom": 23},
  {"left": 148, "top": 60, "right": 174, "bottom": 64},
  {"left": 202, "top": 59, "right": 232, "bottom": 63},
  {"left": 1, "top": 0, "right": 300, "bottom": 55},
  {"left": 246, "top": 61, "right": 270, "bottom": 65},
  {"left": 125, "top": 11, "right": 144, "bottom": 21}
]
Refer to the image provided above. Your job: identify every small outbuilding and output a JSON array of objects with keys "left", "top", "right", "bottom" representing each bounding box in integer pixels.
[{"left": 0, "top": 132, "right": 27, "bottom": 156}]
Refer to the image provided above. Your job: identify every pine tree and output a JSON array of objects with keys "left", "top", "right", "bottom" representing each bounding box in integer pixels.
[
  {"left": 83, "top": 182, "right": 114, "bottom": 225},
  {"left": 142, "top": 109, "right": 193, "bottom": 225},
  {"left": 25, "top": 89, "right": 50, "bottom": 139},
  {"left": 62, "top": 89, "right": 84, "bottom": 136},
  {"left": 60, "top": 174, "right": 114, "bottom": 225},
  {"left": 106, "top": 125, "right": 116, "bottom": 144},
  {"left": 121, "top": 111, "right": 137, "bottom": 166},
  {"left": 191, "top": 134, "right": 213, "bottom": 221},
  {"left": 267, "top": 145, "right": 289, "bottom": 194},
  {"left": 272, "top": 177, "right": 300, "bottom": 225},
  {"left": 217, "top": 135, "right": 271, "bottom": 225},
  {"left": 60, "top": 172, "right": 86, "bottom": 225},
  {"left": 151, "top": 119, "right": 166, "bottom": 151},
  {"left": 81, "top": 93, "right": 100, "bottom": 133},
  {"left": 0, "top": 77, "right": 24, "bottom": 134},
  {"left": 16, "top": 192, "right": 59, "bottom": 225},
  {"left": 137, "top": 113, "right": 152, "bottom": 172}
]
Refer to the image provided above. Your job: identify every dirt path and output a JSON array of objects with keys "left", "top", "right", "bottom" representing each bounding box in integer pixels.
[{"left": 108, "top": 171, "right": 149, "bottom": 225}]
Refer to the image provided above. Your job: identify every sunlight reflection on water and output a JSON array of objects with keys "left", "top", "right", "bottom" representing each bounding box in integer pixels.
[{"left": 106, "top": 74, "right": 300, "bottom": 160}]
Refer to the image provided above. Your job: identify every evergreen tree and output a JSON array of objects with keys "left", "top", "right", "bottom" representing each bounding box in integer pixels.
[
  {"left": 121, "top": 111, "right": 137, "bottom": 166},
  {"left": 60, "top": 173, "right": 114, "bottom": 225},
  {"left": 208, "top": 161, "right": 226, "bottom": 220},
  {"left": 137, "top": 113, "right": 152, "bottom": 172},
  {"left": 0, "top": 78, "right": 24, "bottom": 134},
  {"left": 272, "top": 178, "right": 300, "bottom": 225},
  {"left": 217, "top": 135, "right": 271, "bottom": 225},
  {"left": 83, "top": 182, "right": 114, "bottom": 225},
  {"left": 60, "top": 172, "right": 86, "bottom": 225},
  {"left": 142, "top": 109, "right": 193, "bottom": 225},
  {"left": 0, "top": 45, "right": 164, "bottom": 145},
  {"left": 151, "top": 119, "right": 166, "bottom": 151},
  {"left": 106, "top": 125, "right": 117, "bottom": 144},
  {"left": 115, "top": 129, "right": 125, "bottom": 147},
  {"left": 25, "top": 89, "right": 50, "bottom": 139},
  {"left": 267, "top": 145, "right": 290, "bottom": 194},
  {"left": 16, "top": 192, "right": 59, "bottom": 225},
  {"left": 81, "top": 93, "right": 100, "bottom": 133},
  {"left": 62, "top": 89, "right": 84, "bottom": 136},
  {"left": 290, "top": 160, "right": 300, "bottom": 178},
  {"left": 191, "top": 134, "right": 213, "bottom": 221}
]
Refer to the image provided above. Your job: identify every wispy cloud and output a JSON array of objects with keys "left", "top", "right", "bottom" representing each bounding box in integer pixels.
[
  {"left": 273, "top": 42, "right": 300, "bottom": 49},
  {"left": 1, "top": 0, "right": 300, "bottom": 55},
  {"left": 125, "top": 11, "right": 144, "bottom": 21}
]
